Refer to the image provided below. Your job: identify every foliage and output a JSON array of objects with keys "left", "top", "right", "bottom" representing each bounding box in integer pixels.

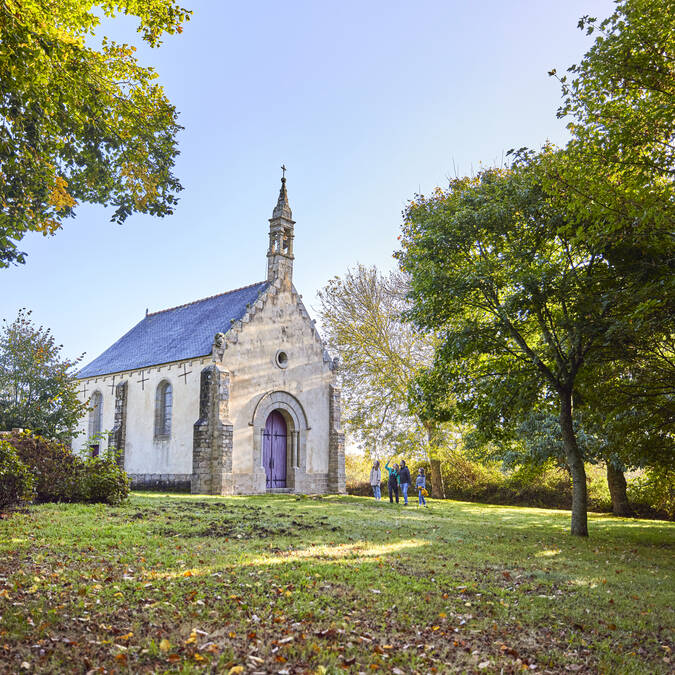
[
  {"left": 7, "top": 430, "right": 128, "bottom": 504},
  {"left": 9, "top": 429, "right": 83, "bottom": 501},
  {"left": 547, "top": 0, "right": 675, "bottom": 250},
  {"left": 345, "top": 451, "right": 630, "bottom": 516},
  {"left": 1, "top": 494, "right": 673, "bottom": 673},
  {"left": 0, "top": 438, "right": 34, "bottom": 509},
  {"left": 628, "top": 466, "right": 675, "bottom": 520},
  {"left": 0, "top": 0, "right": 191, "bottom": 267},
  {"left": 77, "top": 451, "right": 130, "bottom": 505},
  {"left": 318, "top": 265, "right": 450, "bottom": 497},
  {"left": 0, "top": 309, "right": 87, "bottom": 440},
  {"left": 396, "top": 156, "right": 667, "bottom": 536},
  {"left": 318, "top": 265, "right": 435, "bottom": 457},
  {"left": 576, "top": 337, "right": 675, "bottom": 472}
]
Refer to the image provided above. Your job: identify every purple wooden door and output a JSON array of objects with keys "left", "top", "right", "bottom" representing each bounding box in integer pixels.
[{"left": 263, "top": 411, "right": 287, "bottom": 488}]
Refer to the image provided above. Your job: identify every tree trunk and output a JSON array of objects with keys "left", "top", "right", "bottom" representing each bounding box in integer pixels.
[
  {"left": 560, "top": 392, "right": 588, "bottom": 536},
  {"left": 606, "top": 462, "right": 632, "bottom": 517},
  {"left": 426, "top": 425, "right": 445, "bottom": 499}
]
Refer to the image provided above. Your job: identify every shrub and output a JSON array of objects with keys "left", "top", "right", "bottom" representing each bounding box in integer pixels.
[
  {"left": 0, "top": 439, "right": 35, "bottom": 509},
  {"left": 77, "top": 453, "right": 130, "bottom": 505},
  {"left": 7, "top": 430, "right": 81, "bottom": 502},
  {"left": 6, "top": 431, "right": 129, "bottom": 505},
  {"left": 628, "top": 467, "right": 675, "bottom": 520}
]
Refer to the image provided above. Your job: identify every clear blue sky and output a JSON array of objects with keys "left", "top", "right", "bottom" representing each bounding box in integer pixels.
[{"left": 2, "top": 0, "right": 615, "bottom": 365}]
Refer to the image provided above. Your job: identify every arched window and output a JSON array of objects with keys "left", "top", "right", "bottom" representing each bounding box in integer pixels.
[
  {"left": 88, "top": 391, "right": 103, "bottom": 456},
  {"left": 155, "top": 380, "right": 172, "bottom": 439}
]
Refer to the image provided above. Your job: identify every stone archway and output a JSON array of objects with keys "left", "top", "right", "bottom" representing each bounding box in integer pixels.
[{"left": 251, "top": 391, "right": 309, "bottom": 492}]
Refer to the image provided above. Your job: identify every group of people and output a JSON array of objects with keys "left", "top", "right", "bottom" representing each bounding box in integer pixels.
[{"left": 369, "top": 459, "right": 428, "bottom": 507}]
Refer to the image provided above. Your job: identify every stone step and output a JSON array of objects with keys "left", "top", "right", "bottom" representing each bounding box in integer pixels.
[{"left": 266, "top": 487, "right": 293, "bottom": 494}]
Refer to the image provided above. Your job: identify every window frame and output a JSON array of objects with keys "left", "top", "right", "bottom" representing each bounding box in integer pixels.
[{"left": 154, "top": 379, "right": 173, "bottom": 440}]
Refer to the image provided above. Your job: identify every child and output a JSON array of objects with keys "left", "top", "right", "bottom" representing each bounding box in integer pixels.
[
  {"left": 369, "top": 460, "right": 382, "bottom": 500},
  {"left": 416, "top": 468, "right": 427, "bottom": 507}
]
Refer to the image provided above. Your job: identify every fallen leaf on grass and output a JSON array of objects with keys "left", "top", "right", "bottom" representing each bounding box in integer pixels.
[
  {"left": 227, "top": 667, "right": 244, "bottom": 675},
  {"left": 159, "top": 639, "right": 171, "bottom": 652}
]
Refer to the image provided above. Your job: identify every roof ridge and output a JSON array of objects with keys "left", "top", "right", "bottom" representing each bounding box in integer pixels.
[{"left": 146, "top": 280, "right": 267, "bottom": 317}]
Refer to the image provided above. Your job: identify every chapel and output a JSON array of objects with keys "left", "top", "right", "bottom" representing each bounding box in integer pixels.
[{"left": 73, "top": 175, "right": 346, "bottom": 495}]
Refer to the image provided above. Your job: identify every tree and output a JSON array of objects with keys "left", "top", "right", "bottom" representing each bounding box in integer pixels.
[
  {"left": 317, "top": 264, "right": 445, "bottom": 497},
  {"left": 397, "top": 160, "right": 654, "bottom": 536},
  {"left": 0, "top": 309, "right": 87, "bottom": 440},
  {"left": 542, "top": 0, "right": 675, "bottom": 512},
  {"left": 577, "top": 336, "right": 675, "bottom": 515},
  {"left": 0, "top": 0, "right": 191, "bottom": 267},
  {"left": 547, "top": 0, "right": 675, "bottom": 250}
]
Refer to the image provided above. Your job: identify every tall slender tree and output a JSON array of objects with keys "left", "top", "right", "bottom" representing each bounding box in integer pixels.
[{"left": 318, "top": 265, "right": 445, "bottom": 497}]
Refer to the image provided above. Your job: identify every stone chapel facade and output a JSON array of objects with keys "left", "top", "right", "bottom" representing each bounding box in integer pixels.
[{"left": 73, "top": 176, "right": 346, "bottom": 495}]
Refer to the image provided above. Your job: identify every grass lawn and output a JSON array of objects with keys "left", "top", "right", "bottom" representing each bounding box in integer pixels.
[{"left": 0, "top": 494, "right": 673, "bottom": 674}]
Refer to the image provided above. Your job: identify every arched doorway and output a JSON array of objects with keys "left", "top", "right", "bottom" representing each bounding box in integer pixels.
[{"left": 263, "top": 410, "right": 287, "bottom": 488}]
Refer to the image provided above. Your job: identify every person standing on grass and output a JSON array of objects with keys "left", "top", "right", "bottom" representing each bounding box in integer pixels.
[
  {"left": 369, "top": 460, "right": 382, "bottom": 500},
  {"left": 384, "top": 459, "right": 400, "bottom": 504},
  {"left": 416, "top": 468, "right": 427, "bottom": 508},
  {"left": 399, "top": 460, "right": 411, "bottom": 506}
]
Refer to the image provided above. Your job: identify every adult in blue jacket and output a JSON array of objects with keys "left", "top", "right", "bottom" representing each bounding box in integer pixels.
[{"left": 398, "top": 460, "right": 411, "bottom": 505}]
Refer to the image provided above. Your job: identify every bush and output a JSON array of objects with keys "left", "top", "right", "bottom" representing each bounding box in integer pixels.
[
  {"left": 346, "top": 453, "right": 624, "bottom": 515},
  {"left": 6, "top": 431, "right": 129, "bottom": 505},
  {"left": 0, "top": 439, "right": 35, "bottom": 509},
  {"left": 77, "top": 453, "right": 130, "bottom": 505},
  {"left": 7, "top": 430, "right": 81, "bottom": 502},
  {"left": 628, "top": 466, "right": 675, "bottom": 520}
]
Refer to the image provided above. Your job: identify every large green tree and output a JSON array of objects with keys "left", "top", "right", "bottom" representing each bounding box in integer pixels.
[
  {"left": 317, "top": 264, "right": 446, "bottom": 497},
  {"left": 547, "top": 0, "right": 674, "bottom": 249},
  {"left": 397, "top": 160, "right": 654, "bottom": 536},
  {"left": 0, "top": 309, "right": 87, "bottom": 440},
  {"left": 543, "top": 0, "right": 675, "bottom": 510},
  {"left": 0, "top": 0, "right": 190, "bottom": 267}
]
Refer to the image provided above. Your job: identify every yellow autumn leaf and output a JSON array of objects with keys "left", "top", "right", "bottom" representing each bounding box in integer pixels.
[
  {"left": 159, "top": 639, "right": 171, "bottom": 652},
  {"left": 228, "top": 667, "right": 244, "bottom": 675}
]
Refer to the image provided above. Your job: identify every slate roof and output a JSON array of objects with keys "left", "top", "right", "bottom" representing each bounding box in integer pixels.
[{"left": 77, "top": 281, "right": 269, "bottom": 379}]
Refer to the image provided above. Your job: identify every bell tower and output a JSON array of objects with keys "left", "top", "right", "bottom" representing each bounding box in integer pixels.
[{"left": 267, "top": 166, "right": 295, "bottom": 286}]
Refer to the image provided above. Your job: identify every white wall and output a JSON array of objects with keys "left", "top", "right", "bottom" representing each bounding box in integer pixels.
[{"left": 74, "top": 358, "right": 207, "bottom": 474}]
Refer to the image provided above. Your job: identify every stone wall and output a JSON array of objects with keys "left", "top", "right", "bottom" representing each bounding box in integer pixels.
[{"left": 129, "top": 473, "right": 191, "bottom": 491}]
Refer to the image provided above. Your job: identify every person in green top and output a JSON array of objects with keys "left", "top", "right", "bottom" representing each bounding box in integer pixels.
[{"left": 384, "top": 460, "right": 400, "bottom": 504}]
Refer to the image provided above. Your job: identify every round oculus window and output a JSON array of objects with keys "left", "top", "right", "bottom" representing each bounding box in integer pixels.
[{"left": 275, "top": 350, "right": 289, "bottom": 369}]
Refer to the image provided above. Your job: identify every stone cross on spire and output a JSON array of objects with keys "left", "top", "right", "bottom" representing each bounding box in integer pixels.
[{"left": 267, "top": 166, "right": 296, "bottom": 285}]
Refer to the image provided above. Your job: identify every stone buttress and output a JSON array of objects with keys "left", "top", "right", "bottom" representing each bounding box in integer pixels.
[{"left": 192, "top": 365, "right": 234, "bottom": 494}]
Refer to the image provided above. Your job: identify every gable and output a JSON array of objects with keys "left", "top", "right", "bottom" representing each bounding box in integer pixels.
[{"left": 78, "top": 281, "right": 269, "bottom": 378}]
